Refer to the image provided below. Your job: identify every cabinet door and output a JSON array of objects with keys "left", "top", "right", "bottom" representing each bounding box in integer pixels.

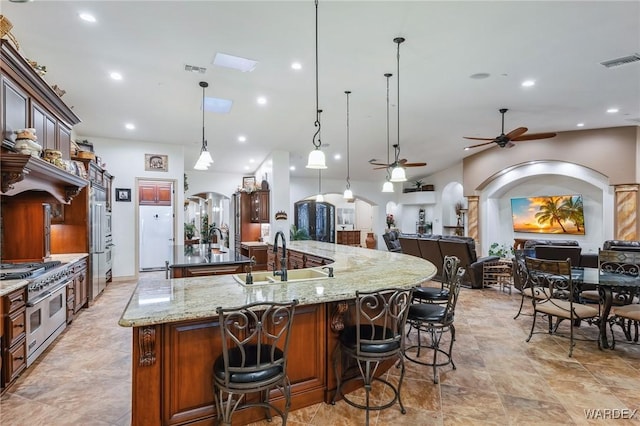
[
  {"left": 156, "top": 183, "right": 172, "bottom": 205},
  {"left": 74, "top": 267, "right": 88, "bottom": 312},
  {"left": 258, "top": 191, "right": 269, "bottom": 223},
  {"left": 250, "top": 192, "right": 260, "bottom": 222},
  {"left": 139, "top": 183, "right": 157, "bottom": 205},
  {"left": 2, "top": 76, "right": 28, "bottom": 145},
  {"left": 31, "top": 102, "right": 56, "bottom": 151},
  {"left": 57, "top": 123, "right": 71, "bottom": 159}
]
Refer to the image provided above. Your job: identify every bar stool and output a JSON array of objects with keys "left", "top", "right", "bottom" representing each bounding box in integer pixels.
[
  {"left": 213, "top": 299, "right": 298, "bottom": 425},
  {"left": 405, "top": 268, "right": 465, "bottom": 384},
  {"left": 412, "top": 255, "right": 459, "bottom": 304},
  {"left": 331, "top": 287, "right": 414, "bottom": 426}
]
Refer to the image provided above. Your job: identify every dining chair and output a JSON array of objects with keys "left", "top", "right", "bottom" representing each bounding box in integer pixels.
[
  {"left": 404, "top": 267, "right": 466, "bottom": 384},
  {"left": 331, "top": 287, "right": 413, "bottom": 426},
  {"left": 609, "top": 304, "right": 640, "bottom": 347},
  {"left": 524, "top": 257, "right": 599, "bottom": 357},
  {"left": 213, "top": 299, "right": 298, "bottom": 425},
  {"left": 581, "top": 249, "right": 640, "bottom": 304},
  {"left": 513, "top": 250, "right": 551, "bottom": 319}
]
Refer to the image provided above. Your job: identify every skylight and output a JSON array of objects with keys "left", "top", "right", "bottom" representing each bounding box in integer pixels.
[
  {"left": 204, "top": 97, "right": 233, "bottom": 114},
  {"left": 213, "top": 53, "right": 258, "bottom": 72}
]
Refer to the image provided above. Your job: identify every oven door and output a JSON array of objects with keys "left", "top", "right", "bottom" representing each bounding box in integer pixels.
[{"left": 26, "top": 283, "right": 67, "bottom": 367}]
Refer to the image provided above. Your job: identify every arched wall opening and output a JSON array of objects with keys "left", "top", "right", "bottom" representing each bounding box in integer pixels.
[{"left": 479, "top": 161, "right": 613, "bottom": 255}]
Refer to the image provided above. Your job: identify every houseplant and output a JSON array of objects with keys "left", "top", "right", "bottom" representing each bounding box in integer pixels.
[
  {"left": 488, "top": 242, "right": 514, "bottom": 258},
  {"left": 184, "top": 222, "right": 196, "bottom": 240}
]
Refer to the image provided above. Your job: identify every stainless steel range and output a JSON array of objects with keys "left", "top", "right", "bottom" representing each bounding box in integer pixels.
[{"left": 1, "top": 261, "right": 73, "bottom": 366}]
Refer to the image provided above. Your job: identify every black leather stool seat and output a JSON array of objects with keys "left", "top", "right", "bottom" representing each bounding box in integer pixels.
[
  {"left": 408, "top": 303, "right": 454, "bottom": 323},
  {"left": 413, "top": 286, "right": 448, "bottom": 302},
  {"left": 214, "top": 345, "right": 283, "bottom": 383},
  {"left": 340, "top": 325, "right": 400, "bottom": 354}
]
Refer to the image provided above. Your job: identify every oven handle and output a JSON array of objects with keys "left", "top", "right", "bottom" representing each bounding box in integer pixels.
[{"left": 26, "top": 282, "right": 69, "bottom": 307}]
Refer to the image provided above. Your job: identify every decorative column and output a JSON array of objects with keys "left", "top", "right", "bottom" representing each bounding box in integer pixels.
[
  {"left": 467, "top": 195, "right": 479, "bottom": 247},
  {"left": 614, "top": 184, "right": 638, "bottom": 240}
]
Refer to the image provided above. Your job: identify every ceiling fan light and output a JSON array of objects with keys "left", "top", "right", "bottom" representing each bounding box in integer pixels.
[
  {"left": 390, "top": 166, "right": 407, "bottom": 182},
  {"left": 306, "top": 149, "right": 327, "bottom": 169},
  {"left": 382, "top": 180, "right": 394, "bottom": 193},
  {"left": 343, "top": 187, "right": 353, "bottom": 200}
]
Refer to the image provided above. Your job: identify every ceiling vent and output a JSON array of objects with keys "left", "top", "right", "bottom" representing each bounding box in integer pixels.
[
  {"left": 184, "top": 64, "right": 207, "bottom": 74},
  {"left": 600, "top": 53, "right": 640, "bottom": 68}
]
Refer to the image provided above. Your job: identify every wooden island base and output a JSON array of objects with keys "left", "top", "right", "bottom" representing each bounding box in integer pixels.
[{"left": 130, "top": 300, "right": 364, "bottom": 425}]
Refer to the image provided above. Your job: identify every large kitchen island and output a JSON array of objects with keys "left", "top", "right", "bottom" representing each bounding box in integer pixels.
[{"left": 119, "top": 241, "right": 436, "bottom": 426}]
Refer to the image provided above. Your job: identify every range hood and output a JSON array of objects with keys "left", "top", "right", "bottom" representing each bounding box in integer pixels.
[{"left": 0, "top": 153, "right": 87, "bottom": 203}]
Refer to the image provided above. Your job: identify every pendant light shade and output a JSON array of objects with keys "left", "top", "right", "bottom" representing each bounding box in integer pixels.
[
  {"left": 390, "top": 166, "right": 406, "bottom": 182},
  {"left": 306, "top": 0, "right": 327, "bottom": 169},
  {"left": 382, "top": 180, "right": 394, "bottom": 193},
  {"left": 316, "top": 193, "right": 325, "bottom": 202},
  {"left": 193, "top": 81, "right": 213, "bottom": 170},
  {"left": 390, "top": 37, "right": 407, "bottom": 182},
  {"left": 343, "top": 90, "right": 353, "bottom": 200}
]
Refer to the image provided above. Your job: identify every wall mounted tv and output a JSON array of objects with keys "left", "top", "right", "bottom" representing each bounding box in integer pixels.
[{"left": 511, "top": 195, "right": 585, "bottom": 235}]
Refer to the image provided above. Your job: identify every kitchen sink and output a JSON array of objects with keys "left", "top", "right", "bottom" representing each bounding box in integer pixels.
[{"left": 232, "top": 268, "right": 331, "bottom": 286}]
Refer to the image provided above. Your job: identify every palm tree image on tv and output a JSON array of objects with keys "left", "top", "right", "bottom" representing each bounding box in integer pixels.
[{"left": 511, "top": 195, "right": 585, "bottom": 235}]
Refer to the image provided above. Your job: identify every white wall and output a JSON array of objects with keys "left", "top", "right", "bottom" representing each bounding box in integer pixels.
[{"left": 84, "top": 136, "right": 185, "bottom": 279}]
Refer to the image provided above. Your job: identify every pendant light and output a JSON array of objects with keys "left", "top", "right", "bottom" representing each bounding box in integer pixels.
[
  {"left": 193, "top": 81, "right": 213, "bottom": 170},
  {"left": 390, "top": 37, "right": 407, "bottom": 182},
  {"left": 343, "top": 90, "right": 353, "bottom": 200},
  {"left": 316, "top": 169, "right": 324, "bottom": 202},
  {"left": 306, "top": 0, "right": 327, "bottom": 169},
  {"left": 382, "top": 73, "right": 394, "bottom": 193}
]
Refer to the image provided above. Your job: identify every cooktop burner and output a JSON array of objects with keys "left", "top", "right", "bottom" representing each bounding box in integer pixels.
[{"left": 0, "top": 261, "right": 62, "bottom": 281}]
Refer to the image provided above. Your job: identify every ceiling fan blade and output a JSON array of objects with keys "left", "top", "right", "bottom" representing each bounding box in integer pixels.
[
  {"left": 372, "top": 165, "right": 389, "bottom": 170},
  {"left": 512, "top": 132, "right": 557, "bottom": 141},
  {"left": 368, "top": 162, "right": 392, "bottom": 167},
  {"left": 505, "top": 127, "right": 528, "bottom": 140},
  {"left": 403, "top": 162, "right": 427, "bottom": 167},
  {"left": 464, "top": 141, "right": 495, "bottom": 149},
  {"left": 463, "top": 136, "right": 495, "bottom": 141}
]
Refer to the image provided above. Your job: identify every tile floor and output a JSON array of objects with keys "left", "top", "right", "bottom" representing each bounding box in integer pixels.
[{"left": 1, "top": 273, "right": 639, "bottom": 425}]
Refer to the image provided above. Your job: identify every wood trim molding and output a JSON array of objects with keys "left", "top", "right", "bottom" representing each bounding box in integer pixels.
[
  {"left": 138, "top": 325, "right": 156, "bottom": 367},
  {"left": 330, "top": 301, "right": 348, "bottom": 333}
]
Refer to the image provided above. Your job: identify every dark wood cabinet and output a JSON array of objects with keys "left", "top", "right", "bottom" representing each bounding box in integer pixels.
[
  {"left": 337, "top": 230, "right": 361, "bottom": 247},
  {"left": 232, "top": 192, "right": 261, "bottom": 254},
  {"left": 31, "top": 101, "right": 56, "bottom": 151},
  {"left": 57, "top": 123, "right": 71, "bottom": 159},
  {"left": 240, "top": 243, "right": 268, "bottom": 271},
  {"left": 171, "top": 263, "right": 244, "bottom": 278},
  {"left": 250, "top": 190, "right": 269, "bottom": 223},
  {"left": 139, "top": 181, "right": 172, "bottom": 206},
  {"left": 1, "top": 199, "right": 51, "bottom": 262},
  {"left": 2, "top": 288, "right": 27, "bottom": 388},
  {"left": 1, "top": 75, "right": 28, "bottom": 146},
  {"left": 73, "top": 258, "right": 88, "bottom": 313}
]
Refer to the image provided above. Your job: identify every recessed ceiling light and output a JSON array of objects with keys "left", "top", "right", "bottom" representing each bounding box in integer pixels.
[
  {"left": 290, "top": 166, "right": 296, "bottom": 171},
  {"left": 521, "top": 80, "right": 535, "bottom": 87},
  {"left": 607, "top": 108, "right": 619, "bottom": 113},
  {"left": 464, "top": 147, "right": 470, "bottom": 151},
  {"left": 469, "top": 72, "right": 490, "bottom": 79},
  {"left": 257, "top": 97, "right": 267, "bottom": 105},
  {"left": 291, "top": 62, "right": 302, "bottom": 70},
  {"left": 334, "top": 154, "right": 341, "bottom": 160},
  {"left": 213, "top": 53, "right": 258, "bottom": 73},
  {"left": 109, "top": 72, "right": 122, "bottom": 81},
  {"left": 79, "top": 12, "right": 96, "bottom": 23},
  {"left": 244, "top": 166, "right": 250, "bottom": 170},
  {"left": 249, "top": 158, "right": 255, "bottom": 163},
  {"left": 238, "top": 135, "right": 246, "bottom": 142},
  {"left": 125, "top": 123, "right": 135, "bottom": 130},
  {"left": 576, "top": 123, "right": 585, "bottom": 127}
]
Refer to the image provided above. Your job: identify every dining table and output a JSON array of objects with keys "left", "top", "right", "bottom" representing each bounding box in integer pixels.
[{"left": 571, "top": 267, "right": 640, "bottom": 349}]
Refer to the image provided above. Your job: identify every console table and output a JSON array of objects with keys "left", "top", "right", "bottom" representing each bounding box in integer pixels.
[{"left": 337, "top": 230, "right": 361, "bottom": 246}]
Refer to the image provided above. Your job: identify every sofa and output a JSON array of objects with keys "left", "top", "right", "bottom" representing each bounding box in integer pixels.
[
  {"left": 398, "top": 234, "right": 499, "bottom": 289},
  {"left": 522, "top": 239, "right": 598, "bottom": 268},
  {"left": 603, "top": 240, "right": 640, "bottom": 252}
]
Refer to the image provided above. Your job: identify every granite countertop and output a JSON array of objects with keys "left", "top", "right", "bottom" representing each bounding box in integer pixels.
[
  {"left": 119, "top": 241, "right": 437, "bottom": 328},
  {"left": 241, "top": 241, "right": 268, "bottom": 247},
  {"left": 168, "top": 244, "right": 251, "bottom": 268},
  {"left": 0, "top": 253, "right": 89, "bottom": 297}
]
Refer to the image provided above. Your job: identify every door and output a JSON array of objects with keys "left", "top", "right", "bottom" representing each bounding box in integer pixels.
[{"left": 138, "top": 180, "right": 175, "bottom": 271}]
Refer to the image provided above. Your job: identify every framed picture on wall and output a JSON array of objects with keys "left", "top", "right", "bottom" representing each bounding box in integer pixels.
[
  {"left": 337, "top": 207, "right": 355, "bottom": 227},
  {"left": 145, "top": 154, "right": 168, "bottom": 172},
  {"left": 116, "top": 188, "right": 132, "bottom": 202}
]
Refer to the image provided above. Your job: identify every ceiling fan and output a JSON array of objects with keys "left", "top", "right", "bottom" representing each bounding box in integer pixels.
[
  {"left": 463, "top": 108, "right": 557, "bottom": 149},
  {"left": 369, "top": 145, "right": 427, "bottom": 170}
]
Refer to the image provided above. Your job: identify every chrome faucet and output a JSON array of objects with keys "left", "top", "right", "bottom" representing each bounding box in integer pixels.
[{"left": 273, "top": 231, "right": 288, "bottom": 281}]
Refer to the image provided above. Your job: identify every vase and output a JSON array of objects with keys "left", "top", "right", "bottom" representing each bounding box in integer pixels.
[{"left": 365, "top": 232, "right": 376, "bottom": 249}]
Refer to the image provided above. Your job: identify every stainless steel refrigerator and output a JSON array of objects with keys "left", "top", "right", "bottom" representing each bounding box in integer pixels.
[{"left": 90, "top": 183, "right": 107, "bottom": 301}]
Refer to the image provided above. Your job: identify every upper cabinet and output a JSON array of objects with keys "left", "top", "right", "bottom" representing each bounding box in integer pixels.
[
  {"left": 250, "top": 190, "right": 269, "bottom": 223},
  {"left": 139, "top": 181, "right": 172, "bottom": 206}
]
